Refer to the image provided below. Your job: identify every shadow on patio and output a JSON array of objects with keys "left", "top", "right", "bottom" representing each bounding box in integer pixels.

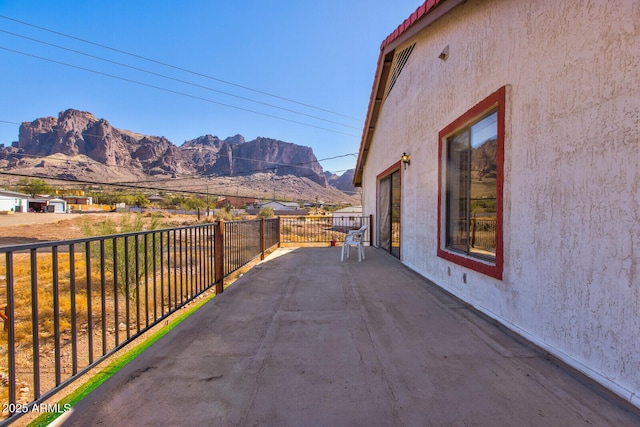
[{"left": 57, "top": 247, "right": 639, "bottom": 426}]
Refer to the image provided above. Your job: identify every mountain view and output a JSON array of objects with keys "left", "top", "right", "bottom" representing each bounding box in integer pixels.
[{"left": 0, "top": 109, "right": 360, "bottom": 203}]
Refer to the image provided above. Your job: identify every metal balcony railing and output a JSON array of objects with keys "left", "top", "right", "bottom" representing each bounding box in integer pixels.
[
  {"left": 280, "top": 215, "right": 372, "bottom": 245},
  {"left": 0, "top": 217, "right": 279, "bottom": 423}
]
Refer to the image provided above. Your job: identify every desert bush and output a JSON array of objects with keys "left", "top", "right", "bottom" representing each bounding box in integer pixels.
[
  {"left": 215, "top": 210, "right": 234, "bottom": 221},
  {"left": 257, "top": 206, "right": 275, "bottom": 218},
  {"left": 82, "top": 213, "right": 163, "bottom": 298}
]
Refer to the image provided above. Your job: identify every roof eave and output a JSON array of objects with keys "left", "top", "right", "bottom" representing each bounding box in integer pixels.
[{"left": 353, "top": 0, "right": 467, "bottom": 187}]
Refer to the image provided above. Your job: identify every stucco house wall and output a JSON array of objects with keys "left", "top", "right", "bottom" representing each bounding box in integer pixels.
[{"left": 358, "top": 0, "right": 639, "bottom": 406}]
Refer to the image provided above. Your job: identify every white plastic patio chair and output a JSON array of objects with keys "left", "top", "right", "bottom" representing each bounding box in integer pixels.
[{"left": 341, "top": 225, "right": 368, "bottom": 262}]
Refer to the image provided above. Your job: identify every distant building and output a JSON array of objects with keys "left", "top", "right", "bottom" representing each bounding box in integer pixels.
[
  {"left": 216, "top": 196, "right": 256, "bottom": 209},
  {"left": 46, "top": 198, "right": 67, "bottom": 213},
  {"left": 247, "top": 201, "right": 307, "bottom": 216},
  {"left": 28, "top": 198, "right": 68, "bottom": 213},
  {"left": 62, "top": 195, "right": 93, "bottom": 205},
  {"left": 0, "top": 189, "right": 29, "bottom": 212},
  {"left": 332, "top": 206, "right": 363, "bottom": 231}
]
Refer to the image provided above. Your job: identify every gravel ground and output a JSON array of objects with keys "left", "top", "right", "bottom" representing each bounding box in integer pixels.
[
  {"left": 0, "top": 212, "right": 200, "bottom": 247},
  {"left": 0, "top": 212, "right": 85, "bottom": 228},
  {"left": 0, "top": 213, "right": 101, "bottom": 247}
]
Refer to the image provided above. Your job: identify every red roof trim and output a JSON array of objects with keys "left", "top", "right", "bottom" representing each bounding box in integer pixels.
[{"left": 381, "top": 0, "right": 444, "bottom": 51}]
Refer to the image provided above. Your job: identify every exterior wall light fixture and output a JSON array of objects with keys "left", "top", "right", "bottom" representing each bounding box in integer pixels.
[
  {"left": 402, "top": 152, "right": 411, "bottom": 169},
  {"left": 439, "top": 45, "right": 449, "bottom": 61}
]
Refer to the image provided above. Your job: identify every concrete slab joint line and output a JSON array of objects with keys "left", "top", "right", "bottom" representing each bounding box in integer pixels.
[
  {"left": 344, "top": 264, "right": 409, "bottom": 414},
  {"left": 236, "top": 270, "right": 300, "bottom": 426}
]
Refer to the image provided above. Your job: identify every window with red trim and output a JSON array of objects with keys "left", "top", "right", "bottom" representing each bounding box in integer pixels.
[{"left": 437, "top": 87, "right": 504, "bottom": 279}]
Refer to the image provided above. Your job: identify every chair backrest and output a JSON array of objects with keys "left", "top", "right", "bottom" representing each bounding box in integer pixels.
[
  {"left": 352, "top": 224, "right": 367, "bottom": 234},
  {"left": 348, "top": 225, "right": 368, "bottom": 241}
]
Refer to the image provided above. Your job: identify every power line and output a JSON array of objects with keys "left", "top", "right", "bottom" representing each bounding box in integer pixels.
[
  {"left": 0, "top": 46, "right": 361, "bottom": 138},
  {"left": 0, "top": 14, "right": 362, "bottom": 122},
  {"left": 1, "top": 149, "right": 357, "bottom": 182},
  {"left": 0, "top": 29, "right": 360, "bottom": 131},
  {"left": 0, "top": 170, "right": 359, "bottom": 202}
]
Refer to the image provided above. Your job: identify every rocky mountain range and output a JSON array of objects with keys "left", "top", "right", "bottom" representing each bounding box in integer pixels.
[
  {"left": 0, "top": 109, "right": 359, "bottom": 202},
  {"left": 325, "top": 169, "right": 357, "bottom": 193}
]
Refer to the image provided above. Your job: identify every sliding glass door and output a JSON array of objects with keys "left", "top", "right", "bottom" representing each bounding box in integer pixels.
[{"left": 378, "top": 170, "right": 401, "bottom": 258}]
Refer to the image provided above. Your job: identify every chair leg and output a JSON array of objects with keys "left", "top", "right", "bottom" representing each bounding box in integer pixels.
[{"left": 341, "top": 243, "right": 345, "bottom": 262}]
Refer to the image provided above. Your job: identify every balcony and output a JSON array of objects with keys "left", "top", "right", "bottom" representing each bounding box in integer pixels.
[
  {"left": 1, "top": 218, "right": 638, "bottom": 425},
  {"left": 54, "top": 247, "right": 638, "bottom": 425}
]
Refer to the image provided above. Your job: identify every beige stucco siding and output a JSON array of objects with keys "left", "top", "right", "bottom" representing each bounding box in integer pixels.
[{"left": 361, "top": 0, "right": 640, "bottom": 405}]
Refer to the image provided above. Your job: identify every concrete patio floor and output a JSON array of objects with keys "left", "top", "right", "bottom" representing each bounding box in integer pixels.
[{"left": 57, "top": 247, "right": 639, "bottom": 426}]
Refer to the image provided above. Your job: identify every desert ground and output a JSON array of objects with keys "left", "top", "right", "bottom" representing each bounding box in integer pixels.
[{"left": 0, "top": 212, "right": 200, "bottom": 247}]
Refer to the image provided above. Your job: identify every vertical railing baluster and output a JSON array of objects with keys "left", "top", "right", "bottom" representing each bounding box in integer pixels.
[
  {"left": 100, "top": 240, "right": 107, "bottom": 355},
  {"left": 190, "top": 228, "right": 195, "bottom": 298},
  {"left": 166, "top": 230, "right": 171, "bottom": 310},
  {"left": 170, "top": 230, "right": 175, "bottom": 305},
  {"left": 179, "top": 228, "right": 184, "bottom": 302},
  {"left": 135, "top": 235, "right": 140, "bottom": 334},
  {"left": 198, "top": 227, "right": 206, "bottom": 293},
  {"left": 197, "top": 227, "right": 202, "bottom": 293},
  {"left": 165, "top": 231, "right": 171, "bottom": 310},
  {"left": 124, "top": 236, "right": 130, "bottom": 340},
  {"left": 183, "top": 228, "right": 189, "bottom": 299},
  {"left": 211, "top": 224, "right": 215, "bottom": 286},
  {"left": 113, "top": 237, "right": 119, "bottom": 347},
  {"left": 144, "top": 232, "right": 149, "bottom": 328},
  {"left": 29, "top": 248, "right": 40, "bottom": 399},
  {"left": 69, "top": 244, "right": 78, "bottom": 376},
  {"left": 173, "top": 230, "right": 180, "bottom": 306},
  {"left": 52, "top": 246, "right": 61, "bottom": 385},
  {"left": 195, "top": 226, "right": 199, "bottom": 295},
  {"left": 5, "top": 252, "right": 16, "bottom": 411},
  {"left": 152, "top": 233, "right": 157, "bottom": 322},
  {"left": 160, "top": 232, "right": 165, "bottom": 316},
  {"left": 191, "top": 228, "right": 196, "bottom": 296},
  {"left": 143, "top": 233, "right": 150, "bottom": 328},
  {"left": 205, "top": 225, "right": 209, "bottom": 291},
  {"left": 85, "top": 241, "right": 93, "bottom": 364},
  {"left": 215, "top": 220, "right": 224, "bottom": 293}
]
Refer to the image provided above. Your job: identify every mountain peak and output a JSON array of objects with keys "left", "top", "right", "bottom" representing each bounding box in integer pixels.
[{"left": 6, "top": 109, "right": 330, "bottom": 187}]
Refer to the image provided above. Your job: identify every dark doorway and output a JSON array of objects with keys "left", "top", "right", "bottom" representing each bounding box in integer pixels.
[{"left": 378, "top": 169, "right": 401, "bottom": 258}]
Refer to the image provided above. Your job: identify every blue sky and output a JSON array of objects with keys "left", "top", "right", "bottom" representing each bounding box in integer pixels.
[{"left": 0, "top": 0, "right": 422, "bottom": 175}]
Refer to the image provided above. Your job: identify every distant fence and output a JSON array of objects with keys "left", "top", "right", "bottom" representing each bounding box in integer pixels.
[
  {"left": 224, "top": 218, "right": 279, "bottom": 276},
  {"left": 0, "top": 218, "right": 279, "bottom": 424},
  {"left": 470, "top": 218, "right": 496, "bottom": 251},
  {"left": 280, "top": 215, "right": 372, "bottom": 244},
  {"left": 450, "top": 218, "right": 496, "bottom": 253}
]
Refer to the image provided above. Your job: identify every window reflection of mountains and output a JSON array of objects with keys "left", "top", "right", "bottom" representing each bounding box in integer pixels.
[{"left": 471, "top": 138, "right": 497, "bottom": 182}]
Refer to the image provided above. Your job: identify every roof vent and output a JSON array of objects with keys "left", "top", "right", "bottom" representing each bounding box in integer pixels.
[{"left": 384, "top": 43, "right": 415, "bottom": 100}]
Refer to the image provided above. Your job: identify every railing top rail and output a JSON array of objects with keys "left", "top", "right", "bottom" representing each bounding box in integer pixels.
[
  {"left": 224, "top": 218, "right": 262, "bottom": 224},
  {"left": 0, "top": 222, "right": 219, "bottom": 253},
  {"left": 280, "top": 215, "right": 368, "bottom": 218}
]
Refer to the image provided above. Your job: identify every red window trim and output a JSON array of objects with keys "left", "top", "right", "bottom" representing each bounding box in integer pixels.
[
  {"left": 437, "top": 86, "right": 505, "bottom": 280},
  {"left": 377, "top": 161, "right": 402, "bottom": 180}
]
